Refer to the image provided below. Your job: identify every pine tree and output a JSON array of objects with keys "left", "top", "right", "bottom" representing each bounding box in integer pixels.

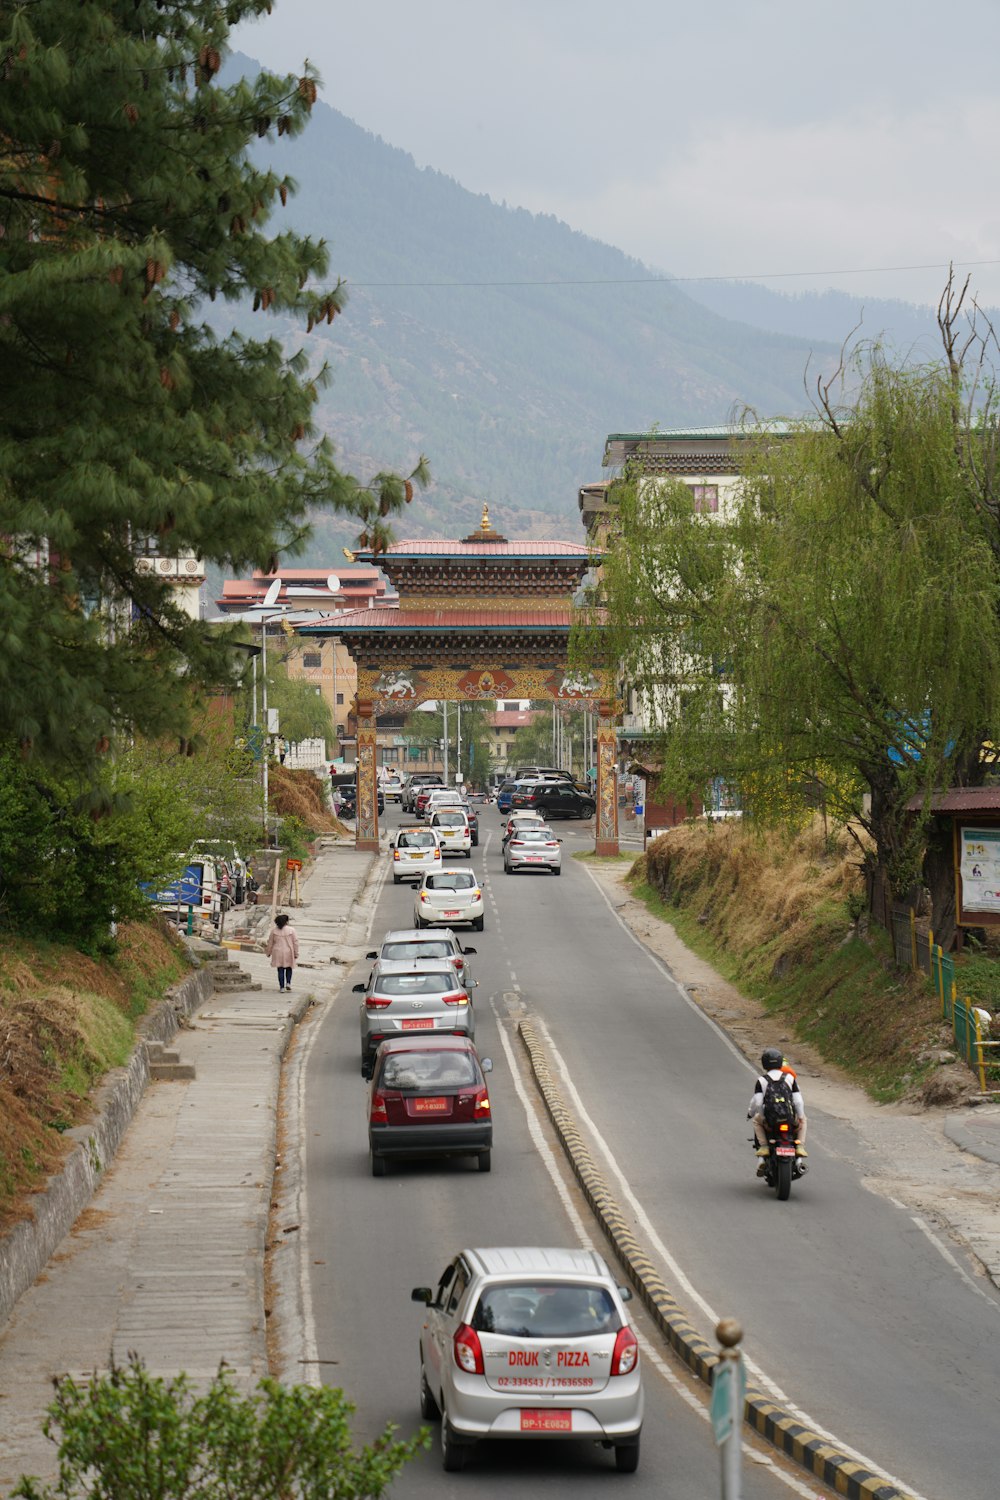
[{"left": 0, "top": 1, "right": 424, "bottom": 773}]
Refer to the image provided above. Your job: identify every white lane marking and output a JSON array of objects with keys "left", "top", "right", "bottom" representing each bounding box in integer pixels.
[
  {"left": 580, "top": 863, "right": 754, "bottom": 1071},
  {"left": 491, "top": 998, "right": 829, "bottom": 1500},
  {"left": 290, "top": 1005, "right": 325, "bottom": 1386},
  {"left": 529, "top": 1016, "right": 931, "bottom": 1500},
  {"left": 910, "top": 1214, "right": 1000, "bottom": 1312}
]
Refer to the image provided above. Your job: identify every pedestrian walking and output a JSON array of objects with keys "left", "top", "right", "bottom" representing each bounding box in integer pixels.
[{"left": 265, "top": 911, "right": 299, "bottom": 991}]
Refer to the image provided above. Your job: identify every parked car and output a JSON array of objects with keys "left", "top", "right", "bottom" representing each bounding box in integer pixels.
[
  {"left": 504, "top": 825, "right": 562, "bottom": 875},
  {"left": 354, "top": 958, "right": 476, "bottom": 1077},
  {"left": 512, "top": 765, "right": 573, "bottom": 782},
  {"left": 367, "top": 1035, "right": 493, "bottom": 1176},
  {"left": 414, "top": 869, "right": 484, "bottom": 931},
  {"left": 411, "top": 1246, "right": 643, "bottom": 1472},
  {"left": 511, "top": 782, "right": 596, "bottom": 820},
  {"left": 390, "top": 827, "right": 443, "bottom": 884},
  {"left": 403, "top": 773, "right": 444, "bottom": 813},
  {"left": 430, "top": 809, "right": 473, "bottom": 858},
  {"left": 366, "top": 928, "right": 477, "bottom": 987}
]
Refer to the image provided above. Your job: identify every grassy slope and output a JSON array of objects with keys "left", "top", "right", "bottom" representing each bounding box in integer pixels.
[
  {"left": 0, "top": 924, "right": 189, "bottom": 1227},
  {"left": 627, "top": 820, "right": 942, "bottom": 1103}
]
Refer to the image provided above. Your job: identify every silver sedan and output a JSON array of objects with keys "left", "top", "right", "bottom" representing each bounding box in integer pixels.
[{"left": 503, "top": 825, "right": 562, "bottom": 875}]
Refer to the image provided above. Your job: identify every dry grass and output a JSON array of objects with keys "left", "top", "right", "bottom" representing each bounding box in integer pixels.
[
  {"left": 269, "top": 766, "right": 340, "bottom": 833},
  {"left": 634, "top": 818, "right": 941, "bottom": 1101},
  {"left": 0, "top": 921, "right": 188, "bottom": 1229}
]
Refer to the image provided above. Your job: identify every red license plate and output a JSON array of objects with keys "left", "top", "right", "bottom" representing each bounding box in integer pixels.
[
  {"left": 412, "top": 1096, "right": 448, "bottom": 1112},
  {"left": 775, "top": 1146, "right": 796, "bottom": 1157},
  {"left": 401, "top": 1018, "right": 434, "bottom": 1030},
  {"left": 443, "top": 909, "right": 460, "bottom": 917},
  {"left": 520, "top": 1410, "right": 572, "bottom": 1433},
  {"left": 526, "top": 855, "right": 543, "bottom": 861}
]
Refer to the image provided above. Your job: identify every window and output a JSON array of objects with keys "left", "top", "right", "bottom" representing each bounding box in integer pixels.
[
  {"left": 336, "top": 692, "right": 344, "bottom": 705},
  {"left": 689, "top": 484, "right": 718, "bottom": 513},
  {"left": 302, "top": 652, "right": 322, "bottom": 669}
]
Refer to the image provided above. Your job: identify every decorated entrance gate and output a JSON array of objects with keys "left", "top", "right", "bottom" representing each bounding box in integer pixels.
[{"left": 298, "top": 509, "right": 619, "bottom": 854}]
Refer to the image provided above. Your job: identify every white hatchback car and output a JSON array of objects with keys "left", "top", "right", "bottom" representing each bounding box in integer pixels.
[
  {"left": 415, "top": 869, "right": 484, "bottom": 931},
  {"left": 412, "top": 1246, "right": 642, "bottom": 1473},
  {"left": 430, "top": 808, "right": 472, "bottom": 858},
  {"left": 424, "top": 788, "right": 468, "bottom": 820},
  {"left": 391, "top": 827, "right": 443, "bottom": 884}
]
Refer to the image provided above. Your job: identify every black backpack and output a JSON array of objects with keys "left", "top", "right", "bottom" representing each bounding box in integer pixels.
[{"left": 761, "top": 1073, "right": 797, "bottom": 1131}]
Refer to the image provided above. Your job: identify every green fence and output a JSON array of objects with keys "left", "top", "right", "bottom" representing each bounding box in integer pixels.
[{"left": 929, "top": 942, "right": 1000, "bottom": 1091}]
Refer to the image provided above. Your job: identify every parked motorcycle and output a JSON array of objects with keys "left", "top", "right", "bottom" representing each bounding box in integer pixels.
[{"left": 751, "top": 1121, "right": 806, "bottom": 1201}]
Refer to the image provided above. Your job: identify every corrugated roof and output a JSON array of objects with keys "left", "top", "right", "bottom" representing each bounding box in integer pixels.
[
  {"left": 904, "top": 787, "right": 1000, "bottom": 813},
  {"left": 299, "top": 606, "right": 574, "bottom": 632}
]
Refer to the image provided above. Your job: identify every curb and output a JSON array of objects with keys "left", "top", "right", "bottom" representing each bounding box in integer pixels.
[{"left": 517, "top": 1018, "right": 917, "bottom": 1500}]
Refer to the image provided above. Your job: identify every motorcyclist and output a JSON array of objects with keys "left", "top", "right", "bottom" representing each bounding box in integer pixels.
[{"left": 748, "top": 1046, "right": 807, "bottom": 1173}]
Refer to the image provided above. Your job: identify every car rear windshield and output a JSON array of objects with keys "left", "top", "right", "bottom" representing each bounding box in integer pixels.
[
  {"left": 434, "top": 812, "right": 467, "bottom": 826},
  {"left": 376, "top": 973, "right": 453, "bottom": 996},
  {"left": 472, "top": 1283, "right": 620, "bottom": 1338},
  {"left": 397, "top": 832, "right": 437, "bottom": 848},
  {"left": 381, "top": 940, "right": 454, "bottom": 961},
  {"left": 513, "top": 829, "right": 551, "bottom": 842},
  {"left": 426, "top": 872, "right": 476, "bottom": 891},
  {"left": 380, "top": 1051, "right": 477, "bottom": 1089}
]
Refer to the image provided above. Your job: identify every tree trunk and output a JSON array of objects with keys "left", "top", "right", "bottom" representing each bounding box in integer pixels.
[{"left": 923, "top": 816, "right": 957, "bottom": 950}]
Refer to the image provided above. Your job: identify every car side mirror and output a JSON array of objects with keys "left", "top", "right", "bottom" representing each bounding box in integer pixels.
[
  {"left": 469, "top": 979, "right": 480, "bottom": 988},
  {"left": 481, "top": 1057, "right": 493, "bottom": 1073},
  {"left": 617, "top": 1285, "right": 633, "bottom": 1302},
  {"left": 411, "top": 1287, "right": 433, "bottom": 1305},
  {"left": 352, "top": 983, "right": 366, "bottom": 993},
  {"left": 463, "top": 946, "right": 477, "bottom": 955},
  {"left": 366, "top": 951, "right": 377, "bottom": 960}
]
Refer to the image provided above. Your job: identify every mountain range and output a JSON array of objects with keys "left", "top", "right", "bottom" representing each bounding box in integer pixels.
[{"left": 234, "top": 53, "right": 978, "bottom": 559}]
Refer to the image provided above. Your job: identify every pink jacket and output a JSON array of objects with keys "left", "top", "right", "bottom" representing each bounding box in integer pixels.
[{"left": 265, "top": 923, "right": 299, "bottom": 968}]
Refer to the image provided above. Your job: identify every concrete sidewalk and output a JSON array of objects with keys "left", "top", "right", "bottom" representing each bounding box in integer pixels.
[{"left": 0, "top": 835, "right": 381, "bottom": 1497}]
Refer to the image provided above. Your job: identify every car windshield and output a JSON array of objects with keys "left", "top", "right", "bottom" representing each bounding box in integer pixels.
[
  {"left": 380, "top": 1051, "right": 478, "bottom": 1089},
  {"left": 397, "top": 832, "right": 437, "bottom": 849},
  {"left": 375, "top": 973, "right": 453, "bottom": 996},
  {"left": 381, "top": 940, "right": 454, "bottom": 961},
  {"left": 472, "top": 1283, "right": 619, "bottom": 1339},
  {"left": 426, "top": 872, "right": 476, "bottom": 892}
]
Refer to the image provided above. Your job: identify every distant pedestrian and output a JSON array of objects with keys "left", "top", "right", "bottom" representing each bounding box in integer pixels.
[
  {"left": 265, "top": 912, "right": 299, "bottom": 991},
  {"left": 279, "top": 737, "right": 288, "bottom": 765}
]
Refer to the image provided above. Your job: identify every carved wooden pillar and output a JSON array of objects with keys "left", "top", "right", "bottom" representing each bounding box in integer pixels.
[
  {"left": 594, "top": 700, "right": 619, "bottom": 857},
  {"left": 355, "top": 699, "right": 380, "bottom": 850}
]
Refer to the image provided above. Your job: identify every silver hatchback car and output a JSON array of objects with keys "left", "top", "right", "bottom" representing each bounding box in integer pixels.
[
  {"left": 503, "top": 825, "right": 562, "bottom": 875},
  {"left": 354, "top": 958, "right": 476, "bottom": 1077},
  {"left": 366, "top": 928, "right": 477, "bottom": 988},
  {"left": 412, "top": 1246, "right": 642, "bottom": 1473}
]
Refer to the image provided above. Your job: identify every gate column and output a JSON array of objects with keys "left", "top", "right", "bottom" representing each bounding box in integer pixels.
[
  {"left": 355, "top": 699, "right": 380, "bottom": 851},
  {"left": 594, "top": 700, "right": 619, "bottom": 857}
]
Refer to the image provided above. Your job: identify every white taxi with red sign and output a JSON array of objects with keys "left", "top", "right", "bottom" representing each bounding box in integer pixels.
[
  {"left": 412, "top": 1246, "right": 642, "bottom": 1473},
  {"left": 414, "top": 869, "right": 484, "bottom": 931}
]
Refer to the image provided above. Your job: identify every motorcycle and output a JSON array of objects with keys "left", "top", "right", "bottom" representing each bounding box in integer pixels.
[{"left": 751, "top": 1119, "right": 806, "bottom": 1201}]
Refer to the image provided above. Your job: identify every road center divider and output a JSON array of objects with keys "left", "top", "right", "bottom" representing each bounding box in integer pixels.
[{"left": 517, "top": 1017, "right": 916, "bottom": 1500}]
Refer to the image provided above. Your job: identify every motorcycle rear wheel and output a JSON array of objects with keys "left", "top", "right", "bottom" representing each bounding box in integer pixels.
[{"left": 775, "top": 1157, "right": 792, "bottom": 1201}]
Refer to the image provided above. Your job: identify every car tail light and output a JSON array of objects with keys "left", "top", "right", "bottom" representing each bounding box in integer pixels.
[
  {"left": 369, "top": 1091, "right": 388, "bottom": 1122},
  {"left": 546, "top": 841, "right": 558, "bottom": 848},
  {"left": 419, "top": 890, "right": 430, "bottom": 903},
  {"left": 365, "top": 995, "right": 391, "bottom": 1009},
  {"left": 471, "top": 888, "right": 481, "bottom": 899},
  {"left": 442, "top": 990, "right": 468, "bottom": 1006},
  {"left": 454, "top": 1323, "right": 484, "bottom": 1375},
  {"left": 393, "top": 850, "right": 402, "bottom": 862},
  {"left": 611, "top": 1327, "right": 639, "bottom": 1376},
  {"left": 453, "top": 957, "right": 465, "bottom": 972},
  {"left": 472, "top": 1087, "right": 490, "bottom": 1114}
]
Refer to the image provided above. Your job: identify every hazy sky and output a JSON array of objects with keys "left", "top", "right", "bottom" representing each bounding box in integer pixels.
[{"left": 233, "top": 0, "right": 1000, "bottom": 309}]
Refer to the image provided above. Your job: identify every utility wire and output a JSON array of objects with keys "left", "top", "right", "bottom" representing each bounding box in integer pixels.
[{"left": 348, "top": 257, "right": 1000, "bottom": 290}]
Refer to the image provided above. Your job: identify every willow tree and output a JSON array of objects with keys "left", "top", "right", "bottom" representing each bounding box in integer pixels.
[
  {"left": 0, "top": 1, "right": 426, "bottom": 778},
  {"left": 580, "top": 288, "right": 1000, "bottom": 935}
]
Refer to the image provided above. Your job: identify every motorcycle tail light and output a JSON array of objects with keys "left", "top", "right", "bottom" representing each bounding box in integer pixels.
[{"left": 778, "top": 1121, "right": 790, "bottom": 1133}]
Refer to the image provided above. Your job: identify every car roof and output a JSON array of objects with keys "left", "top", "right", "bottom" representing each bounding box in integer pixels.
[
  {"left": 462, "top": 1247, "right": 612, "bottom": 1280},
  {"left": 376, "top": 1034, "right": 478, "bottom": 1055},
  {"left": 370, "top": 957, "right": 458, "bottom": 976},
  {"left": 380, "top": 927, "right": 460, "bottom": 945}
]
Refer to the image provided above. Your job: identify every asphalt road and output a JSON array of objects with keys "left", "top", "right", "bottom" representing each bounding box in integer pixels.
[
  {"left": 299, "top": 807, "right": 803, "bottom": 1498},
  {"left": 301, "top": 803, "right": 1000, "bottom": 1500}
]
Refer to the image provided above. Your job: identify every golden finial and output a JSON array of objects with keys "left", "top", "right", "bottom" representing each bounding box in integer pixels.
[{"left": 481, "top": 504, "right": 492, "bottom": 533}]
